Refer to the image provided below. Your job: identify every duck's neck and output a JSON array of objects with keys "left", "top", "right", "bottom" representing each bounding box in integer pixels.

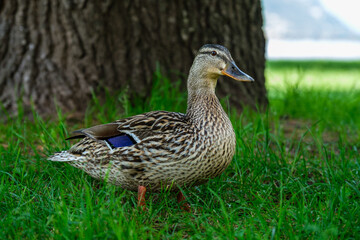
[{"left": 185, "top": 74, "right": 224, "bottom": 121}]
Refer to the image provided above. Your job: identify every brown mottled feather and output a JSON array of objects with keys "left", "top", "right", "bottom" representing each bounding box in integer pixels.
[{"left": 48, "top": 44, "right": 254, "bottom": 192}]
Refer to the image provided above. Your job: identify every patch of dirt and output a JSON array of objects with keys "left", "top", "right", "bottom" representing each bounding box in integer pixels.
[{"left": 280, "top": 119, "right": 339, "bottom": 144}]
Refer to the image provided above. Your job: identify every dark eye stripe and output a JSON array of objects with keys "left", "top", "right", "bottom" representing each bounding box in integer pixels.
[
  {"left": 199, "top": 51, "right": 216, "bottom": 55},
  {"left": 198, "top": 51, "right": 228, "bottom": 62}
]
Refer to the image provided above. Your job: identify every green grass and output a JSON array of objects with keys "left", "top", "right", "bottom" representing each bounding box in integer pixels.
[{"left": 1, "top": 61, "right": 360, "bottom": 239}]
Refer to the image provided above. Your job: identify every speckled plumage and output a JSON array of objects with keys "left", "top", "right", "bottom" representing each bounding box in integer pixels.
[{"left": 48, "top": 44, "right": 254, "bottom": 193}]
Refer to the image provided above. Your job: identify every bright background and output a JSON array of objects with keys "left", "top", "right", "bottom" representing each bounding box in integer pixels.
[
  {"left": 263, "top": 0, "right": 360, "bottom": 59},
  {"left": 319, "top": 0, "right": 360, "bottom": 33}
]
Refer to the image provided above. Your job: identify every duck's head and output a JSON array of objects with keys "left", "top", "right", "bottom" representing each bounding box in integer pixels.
[{"left": 188, "top": 44, "right": 254, "bottom": 93}]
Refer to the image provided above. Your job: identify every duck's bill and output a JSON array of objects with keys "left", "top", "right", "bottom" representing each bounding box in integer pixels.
[{"left": 221, "top": 62, "right": 254, "bottom": 82}]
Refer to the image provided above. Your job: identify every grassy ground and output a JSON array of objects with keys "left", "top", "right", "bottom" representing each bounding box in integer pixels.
[{"left": 1, "top": 61, "right": 359, "bottom": 239}]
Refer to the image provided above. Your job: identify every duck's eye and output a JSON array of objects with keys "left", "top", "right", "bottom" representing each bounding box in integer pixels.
[{"left": 211, "top": 51, "right": 217, "bottom": 56}]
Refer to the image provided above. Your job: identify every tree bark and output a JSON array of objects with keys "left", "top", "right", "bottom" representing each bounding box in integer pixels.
[{"left": 0, "top": 0, "right": 267, "bottom": 116}]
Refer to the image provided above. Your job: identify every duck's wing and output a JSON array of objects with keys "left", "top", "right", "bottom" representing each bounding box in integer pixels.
[
  {"left": 115, "top": 111, "right": 190, "bottom": 140},
  {"left": 66, "top": 111, "right": 189, "bottom": 148},
  {"left": 66, "top": 123, "right": 121, "bottom": 140}
]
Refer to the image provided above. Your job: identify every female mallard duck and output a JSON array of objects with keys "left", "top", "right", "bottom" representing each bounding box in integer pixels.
[{"left": 48, "top": 44, "right": 254, "bottom": 208}]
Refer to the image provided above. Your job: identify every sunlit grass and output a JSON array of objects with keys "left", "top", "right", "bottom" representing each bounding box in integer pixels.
[
  {"left": 0, "top": 61, "right": 359, "bottom": 239},
  {"left": 266, "top": 60, "right": 360, "bottom": 90},
  {"left": 267, "top": 60, "right": 360, "bottom": 140}
]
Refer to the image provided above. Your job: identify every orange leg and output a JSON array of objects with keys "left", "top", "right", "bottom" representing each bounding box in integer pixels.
[
  {"left": 138, "top": 186, "right": 146, "bottom": 209},
  {"left": 177, "top": 191, "right": 191, "bottom": 212}
]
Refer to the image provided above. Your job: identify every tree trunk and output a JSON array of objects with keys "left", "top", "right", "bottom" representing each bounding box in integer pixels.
[{"left": 0, "top": 0, "right": 267, "bottom": 117}]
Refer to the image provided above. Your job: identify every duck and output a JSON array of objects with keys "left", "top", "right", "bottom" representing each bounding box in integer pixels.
[{"left": 48, "top": 44, "right": 254, "bottom": 210}]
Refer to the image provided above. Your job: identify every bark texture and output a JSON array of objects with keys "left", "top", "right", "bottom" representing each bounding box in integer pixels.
[{"left": 0, "top": 0, "right": 266, "bottom": 116}]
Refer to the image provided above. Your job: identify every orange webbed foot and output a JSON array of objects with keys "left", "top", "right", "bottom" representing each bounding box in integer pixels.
[
  {"left": 138, "top": 186, "right": 146, "bottom": 210},
  {"left": 177, "top": 191, "right": 191, "bottom": 212}
]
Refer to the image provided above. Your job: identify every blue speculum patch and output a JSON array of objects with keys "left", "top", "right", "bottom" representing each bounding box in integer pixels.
[{"left": 106, "top": 135, "right": 136, "bottom": 148}]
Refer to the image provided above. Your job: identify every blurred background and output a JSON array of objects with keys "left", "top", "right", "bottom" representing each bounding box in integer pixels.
[
  {"left": 262, "top": 0, "right": 360, "bottom": 102},
  {"left": 1, "top": 0, "right": 359, "bottom": 116},
  {"left": 263, "top": 0, "right": 360, "bottom": 59}
]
